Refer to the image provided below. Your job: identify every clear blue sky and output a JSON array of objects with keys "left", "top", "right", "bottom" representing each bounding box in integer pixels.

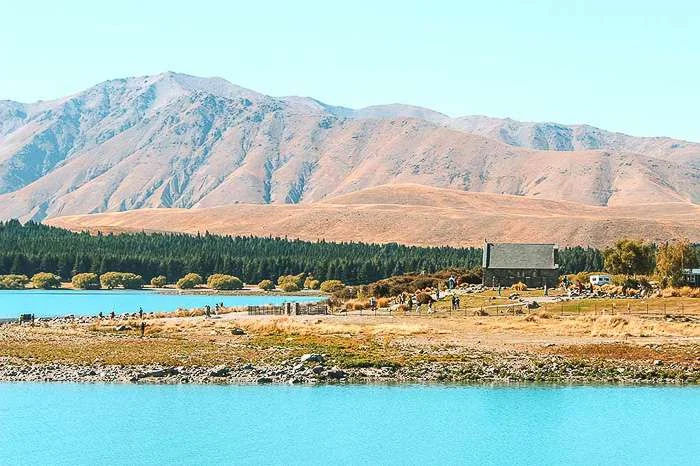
[{"left": 1, "top": 0, "right": 699, "bottom": 141}]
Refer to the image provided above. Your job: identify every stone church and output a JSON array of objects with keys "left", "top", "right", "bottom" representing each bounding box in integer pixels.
[{"left": 482, "top": 242, "right": 559, "bottom": 288}]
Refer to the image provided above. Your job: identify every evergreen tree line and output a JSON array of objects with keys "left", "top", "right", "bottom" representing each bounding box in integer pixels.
[
  {"left": 0, "top": 221, "right": 484, "bottom": 285},
  {"left": 1, "top": 220, "right": 670, "bottom": 285}
]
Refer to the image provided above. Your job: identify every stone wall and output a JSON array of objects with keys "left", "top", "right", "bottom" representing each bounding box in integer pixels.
[{"left": 483, "top": 268, "right": 559, "bottom": 288}]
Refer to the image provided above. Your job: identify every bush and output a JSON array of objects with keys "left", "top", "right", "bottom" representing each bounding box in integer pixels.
[
  {"left": 0, "top": 274, "right": 30, "bottom": 289},
  {"left": 150, "top": 275, "right": 167, "bottom": 287},
  {"left": 258, "top": 279, "right": 275, "bottom": 291},
  {"left": 31, "top": 272, "right": 61, "bottom": 289},
  {"left": 278, "top": 273, "right": 305, "bottom": 289},
  {"left": 207, "top": 274, "right": 244, "bottom": 290},
  {"left": 280, "top": 281, "right": 301, "bottom": 292},
  {"left": 71, "top": 272, "right": 100, "bottom": 290},
  {"left": 512, "top": 282, "right": 527, "bottom": 292},
  {"left": 100, "top": 272, "right": 144, "bottom": 289},
  {"left": 304, "top": 276, "right": 320, "bottom": 290},
  {"left": 176, "top": 273, "right": 204, "bottom": 289},
  {"left": 320, "top": 280, "right": 345, "bottom": 293}
]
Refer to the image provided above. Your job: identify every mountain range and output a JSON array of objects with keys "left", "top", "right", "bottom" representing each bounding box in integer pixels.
[{"left": 2, "top": 72, "right": 699, "bottom": 246}]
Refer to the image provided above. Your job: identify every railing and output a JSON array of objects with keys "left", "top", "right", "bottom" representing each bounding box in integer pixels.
[{"left": 247, "top": 302, "right": 329, "bottom": 316}]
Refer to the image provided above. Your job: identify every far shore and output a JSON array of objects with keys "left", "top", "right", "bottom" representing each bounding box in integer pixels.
[{"left": 0, "top": 284, "right": 327, "bottom": 298}]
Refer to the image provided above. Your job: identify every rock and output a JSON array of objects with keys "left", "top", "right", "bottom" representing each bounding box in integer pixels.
[
  {"left": 114, "top": 325, "right": 131, "bottom": 331},
  {"left": 326, "top": 368, "right": 347, "bottom": 380},
  {"left": 210, "top": 365, "right": 230, "bottom": 377},
  {"left": 231, "top": 327, "right": 246, "bottom": 335},
  {"left": 257, "top": 377, "right": 273, "bottom": 384},
  {"left": 312, "top": 366, "right": 325, "bottom": 375},
  {"left": 653, "top": 360, "right": 663, "bottom": 366},
  {"left": 241, "top": 363, "right": 254, "bottom": 370},
  {"left": 293, "top": 363, "right": 304, "bottom": 372},
  {"left": 300, "top": 353, "right": 325, "bottom": 363},
  {"left": 138, "top": 367, "right": 179, "bottom": 378}
]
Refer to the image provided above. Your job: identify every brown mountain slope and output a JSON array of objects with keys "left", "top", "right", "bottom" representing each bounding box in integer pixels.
[
  {"left": 46, "top": 185, "right": 700, "bottom": 248},
  {"left": 1, "top": 73, "right": 698, "bottom": 222}
]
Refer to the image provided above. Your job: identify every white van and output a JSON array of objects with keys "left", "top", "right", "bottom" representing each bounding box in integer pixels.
[{"left": 589, "top": 274, "right": 611, "bottom": 286}]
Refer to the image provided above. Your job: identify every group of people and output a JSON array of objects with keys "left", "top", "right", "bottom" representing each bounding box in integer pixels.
[{"left": 204, "top": 302, "right": 226, "bottom": 318}]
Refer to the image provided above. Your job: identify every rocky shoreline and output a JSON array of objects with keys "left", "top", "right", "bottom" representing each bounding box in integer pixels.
[{"left": 2, "top": 352, "right": 697, "bottom": 386}]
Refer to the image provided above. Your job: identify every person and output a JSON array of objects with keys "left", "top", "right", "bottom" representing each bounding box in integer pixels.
[
  {"left": 369, "top": 296, "right": 377, "bottom": 311},
  {"left": 205, "top": 305, "right": 211, "bottom": 318},
  {"left": 544, "top": 284, "right": 548, "bottom": 297},
  {"left": 98, "top": 312, "right": 103, "bottom": 319},
  {"left": 456, "top": 296, "right": 460, "bottom": 309},
  {"left": 140, "top": 321, "right": 146, "bottom": 337},
  {"left": 435, "top": 288, "right": 440, "bottom": 300},
  {"left": 406, "top": 295, "right": 413, "bottom": 314},
  {"left": 451, "top": 295, "right": 457, "bottom": 311},
  {"left": 138, "top": 307, "right": 143, "bottom": 319},
  {"left": 110, "top": 310, "right": 115, "bottom": 319},
  {"left": 428, "top": 300, "right": 433, "bottom": 314},
  {"left": 497, "top": 285, "right": 501, "bottom": 296}
]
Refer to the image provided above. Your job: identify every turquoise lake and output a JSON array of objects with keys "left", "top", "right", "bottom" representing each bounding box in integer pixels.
[
  {"left": 0, "top": 290, "right": 322, "bottom": 318},
  {"left": 0, "top": 384, "right": 698, "bottom": 465}
]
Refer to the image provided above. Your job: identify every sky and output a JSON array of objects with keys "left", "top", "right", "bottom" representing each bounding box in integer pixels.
[{"left": 1, "top": 0, "right": 699, "bottom": 141}]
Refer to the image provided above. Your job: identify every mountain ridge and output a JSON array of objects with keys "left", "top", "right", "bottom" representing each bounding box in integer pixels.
[{"left": 0, "top": 72, "right": 698, "bottom": 223}]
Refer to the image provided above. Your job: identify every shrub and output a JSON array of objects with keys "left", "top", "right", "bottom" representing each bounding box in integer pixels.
[
  {"left": 512, "top": 282, "right": 527, "bottom": 292},
  {"left": 207, "top": 274, "right": 244, "bottom": 290},
  {"left": 320, "top": 280, "right": 345, "bottom": 293},
  {"left": 100, "top": 272, "right": 144, "bottom": 289},
  {"left": 280, "top": 281, "right": 300, "bottom": 292},
  {"left": 278, "top": 273, "right": 305, "bottom": 289},
  {"left": 31, "top": 272, "right": 61, "bottom": 289},
  {"left": 258, "top": 279, "right": 275, "bottom": 291},
  {"left": 100, "top": 272, "right": 122, "bottom": 289},
  {"left": 176, "top": 273, "right": 204, "bottom": 289},
  {"left": 150, "top": 275, "right": 167, "bottom": 287},
  {"left": 71, "top": 272, "right": 100, "bottom": 290},
  {"left": 304, "top": 276, "right": 320, "bottom": 290},
  {"left": 0, "top": 274, "right": 30, "bottom": 289}
]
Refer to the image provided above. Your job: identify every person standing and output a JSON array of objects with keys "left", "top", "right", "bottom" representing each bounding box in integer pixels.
[{"left": 140, "top": 321, "right": 146, "bottom": 337}]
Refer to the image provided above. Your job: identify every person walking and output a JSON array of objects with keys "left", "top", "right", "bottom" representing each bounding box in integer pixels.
[{"left": 140, "top": 321, "right": 146, "bottom": 337}]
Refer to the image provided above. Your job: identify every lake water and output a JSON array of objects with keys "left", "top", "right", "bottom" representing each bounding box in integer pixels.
[
  {"left": 0, "top": 290, "right": 323, "bottom": 318},
  {"left": 0, "top": 384, "right": 698, "bottom": 466}
]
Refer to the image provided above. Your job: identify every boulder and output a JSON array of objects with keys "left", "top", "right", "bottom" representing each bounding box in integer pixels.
[
  {"left": 326, "top": 368, "right": 347, "bottom": 380},
  {"left": 257, "top": 377, "right": 273, "bottom": 384},
  {"left": 210, "top": 365, "right": 230, "bottom": 377},
  {"left": 300, "top": 353, "right": 325, "bottom": 363},
  {"left": 138, "top": 367, "right": 179, "bottom": 378},
  {"left": 114, "top": 325, "right": 132, "bottom": 331},
  {"left": 231, "top": 327, "right": 246, "bottom": 335}
]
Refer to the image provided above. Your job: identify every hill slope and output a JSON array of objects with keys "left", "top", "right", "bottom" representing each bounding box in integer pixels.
[
  {"left": 0, "top": 72, "right": 698, "bottom": 222},
  {"left": 46, "top": 185, "right": 700, "bottom": 248}
]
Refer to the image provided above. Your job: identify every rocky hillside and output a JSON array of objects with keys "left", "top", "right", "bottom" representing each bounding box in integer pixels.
[{"left": 0, "top": 72, "right": 698, "bottom": 221}]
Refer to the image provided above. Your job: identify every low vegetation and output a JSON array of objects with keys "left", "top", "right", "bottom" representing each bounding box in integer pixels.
[
  {"left": 0, "top": 274, "right": 29, "bottom": 289},
  {"left": 176, "top": 273, "right": 204, "bottom": 290},
  {"left": 71, "top": 272, "right": 100, "bottom": 290},
  {"left": 150, "top": 275, "right": 167, "bottom": 287},
  {"left": 206, "top": 274, "right": 244, "bottom": 290},
  {"left": 99, "top": 272, "right": 144, "bottom": 290},
  {"left": 31, "top": 272, "right": 61, "bottom": 289},
  {"left": 258, "top": 280, "right": 275, "bottom": 291}
]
